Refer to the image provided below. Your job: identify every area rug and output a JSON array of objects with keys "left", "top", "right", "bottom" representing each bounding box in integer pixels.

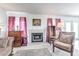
[
  {"left": 52, "top": 48, "right": 79, "bottom": 56},
  {"left": 13, "top": 48, "right": 52, "bottom": 56}
]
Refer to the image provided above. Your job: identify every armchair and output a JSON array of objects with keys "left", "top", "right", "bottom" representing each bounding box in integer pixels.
[{"left": 53, "top": 32, "right": 75, "bottom": 56}]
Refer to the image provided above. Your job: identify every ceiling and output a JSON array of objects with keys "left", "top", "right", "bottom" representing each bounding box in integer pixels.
[{"left": 0, "top": 3, "right": 79, "bottom": 16}]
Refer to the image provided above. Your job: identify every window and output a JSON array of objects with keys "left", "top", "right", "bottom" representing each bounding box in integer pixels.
[
  {"left": 73, "top": 22, "right": 78, "bottom": 39},
  {"left": 15, "top": 18, "right": 20, "bottom": 31},
  {"left": 65, "top": 22, "right": 71, "bottom": 32}
]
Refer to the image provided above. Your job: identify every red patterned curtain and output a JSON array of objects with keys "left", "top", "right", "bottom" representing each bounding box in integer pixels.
[
  {"left": 8, "top": 16, "right": 15, "bottom": 31},
  {"left": 56, "top": 18, "right": 61, "bottom": 26},
  {"left": 46, "top": 18, "right": 52, "bottom": 42},
  {"left": 19, "top": 17, "right": 27, "bottom": 46},
  {"left": 56, "top": 18, "right": 61, "bottom": 32}
]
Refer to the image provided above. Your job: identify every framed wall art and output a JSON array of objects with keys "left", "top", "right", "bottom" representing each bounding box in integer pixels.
[{"left": 32, "top": 19, "right": 41, "bottom": 26}]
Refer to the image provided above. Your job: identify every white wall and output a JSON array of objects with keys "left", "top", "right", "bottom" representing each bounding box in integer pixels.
[{"left": 0, "top": 7, "right": 7, "bottom": 37}]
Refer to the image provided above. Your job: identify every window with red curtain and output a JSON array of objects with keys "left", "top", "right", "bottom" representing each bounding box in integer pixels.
[
  {"left": 56, "top": 18, "right": 61, "bottom": 32},
  {"left": 19, "top": 17, "right": 27, "bottom": 46},
  {"left": 55, "top": 18, "right": 61, "bottom": 38},
  {"left": 46, "top": 18, "right": 52, "bottom": 42},
  {"left": 8, "top": 16, "right": 15, "bottom": 31}
]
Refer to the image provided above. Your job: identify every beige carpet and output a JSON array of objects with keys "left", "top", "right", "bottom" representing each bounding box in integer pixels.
[
  {"left": 14, "top": 48, "right": 52, "bottom": 56},
  {"left": 52, "top": 48, "right": 79, "bottom": 56},
  {"left": 13, "top": 48, "right": 79, "bottom": 56},
  {"left": 13, "top": 42, "right": 79, "bottom": 56}
]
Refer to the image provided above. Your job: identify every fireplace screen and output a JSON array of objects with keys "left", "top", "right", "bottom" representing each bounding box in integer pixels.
[{"left": 31, "top": 33, "right": 43, "bottom": 42}]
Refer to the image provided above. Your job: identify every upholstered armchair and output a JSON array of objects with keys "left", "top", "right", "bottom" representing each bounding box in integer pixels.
[{"left": 53, "top": 32, "right": 75, "bottom": 56}]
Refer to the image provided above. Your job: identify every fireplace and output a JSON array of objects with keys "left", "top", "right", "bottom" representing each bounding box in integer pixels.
[{"left": 31, "top": 33, "right": 43, "bottom": 42}]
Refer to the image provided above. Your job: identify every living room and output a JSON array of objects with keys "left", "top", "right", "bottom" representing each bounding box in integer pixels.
[{"left": 0, "top": 3, "right": 79, "bottom": 56}]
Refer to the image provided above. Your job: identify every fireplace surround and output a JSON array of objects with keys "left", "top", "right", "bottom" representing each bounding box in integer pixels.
[
  {"left": 31, "top": 33, "right": 43, "bottom": 42},
  {"left": 29, "top": 29, "right": 46, "bottom": 43}
]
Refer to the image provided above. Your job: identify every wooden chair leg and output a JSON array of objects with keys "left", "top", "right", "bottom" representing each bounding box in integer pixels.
[
  {"left": 71, "top": 49, "right": 73, "bottom": 56},
  {"left": 71, "top": 45, "right": 73, "bottom": 56},
  {"left": 49, "top": 41, "right": 51, "bottom": 45},
  {"left": 9, "top": 48, "right": 13, "bottom": 56},
  {"left": 71, "top": 52, "right": 73, "bottom": 56},
  {"left": 53, "top": 44, "right": 54, "bottom": 52}
]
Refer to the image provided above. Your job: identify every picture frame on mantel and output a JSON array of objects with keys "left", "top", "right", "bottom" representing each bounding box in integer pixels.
[{"left": 32, "top": 19, "right": 41, "bottom": 26}]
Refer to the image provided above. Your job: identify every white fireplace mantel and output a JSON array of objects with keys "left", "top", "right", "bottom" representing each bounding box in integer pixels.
[
  {"left": 28, "top": 29, "right": 46, "bottom": 44},
  {"left": 29, "top": 29, "right": 44, "bottom": 33}
]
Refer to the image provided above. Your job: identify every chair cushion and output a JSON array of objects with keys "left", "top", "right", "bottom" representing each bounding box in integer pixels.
[
  {"left": 59, "top": 33, "right": 73, "bottom": 44},
  {"left": 54, "top": 40, "right": 71, "bottom": 51}
]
